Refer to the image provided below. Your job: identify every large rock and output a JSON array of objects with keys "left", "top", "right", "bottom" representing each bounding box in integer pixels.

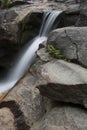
[
  {"left": 48, "top": 27, "right": 87, "bottom": 67},
  {"left": 36, "top": 59, "right": 87, "bottom": 107},
  {"left": 0, "top": 72, "right": 46, "bottom": 129},
  {"left": 31, "top": 104, "right": 87, "bottom": 130}
]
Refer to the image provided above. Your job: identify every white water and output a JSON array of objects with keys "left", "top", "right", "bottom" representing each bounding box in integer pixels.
[
  {"left": 0, "top": 10, "right": 62, "bottom": 93},
  {"left": 40, "top": 11, "right": 62, "bottom": 36}
]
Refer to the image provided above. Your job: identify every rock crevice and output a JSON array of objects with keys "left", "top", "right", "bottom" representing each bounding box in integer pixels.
[{"left": 64, "top": 29, "right": 79, "bottom": 61}]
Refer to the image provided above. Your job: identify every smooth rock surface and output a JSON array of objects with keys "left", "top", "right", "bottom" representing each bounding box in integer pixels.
[
  {"left": 48, "top": 27, "right": 87, "bottom": 67},
  {"left": 37, "top": 59, "right": 87, "bottom": 85}
]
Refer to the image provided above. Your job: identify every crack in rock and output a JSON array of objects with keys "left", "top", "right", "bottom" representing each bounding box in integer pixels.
[{"left": 64, "top": 29, "right": 79, "bottom": 61}]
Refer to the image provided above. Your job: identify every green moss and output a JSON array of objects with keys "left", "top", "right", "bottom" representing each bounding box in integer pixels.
[
  {"left": 0, "top": 0, "right": 13, "bottom": 8},
  {"left": 23, "top": 25, "right": 33, "bottom": 32},
  {"left": 47, "top": 45, "right": 71, "bottom": 62},
  {"left": 47, "top": 45, "right": 64, "bottom": 59},
  {"left": 20, "top": 24, "right": 33, "bottom": 44},
  {"left": 21, "top": 30, "right": 30, "bottom": 44},
  {"left": 0, "top": 27, "right": 5, "bottom": 33},
  {"left": 7, "top": 0, "right": 13, "bottom": 7}
]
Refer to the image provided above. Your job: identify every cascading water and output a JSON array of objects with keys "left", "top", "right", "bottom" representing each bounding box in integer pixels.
[{"left": 0, "top": 10, "right": 62, "bottom": 93}]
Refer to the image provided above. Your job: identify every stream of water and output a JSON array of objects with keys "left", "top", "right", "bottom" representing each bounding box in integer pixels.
[{"left": 0, "top": 10, "right": 62, "bottom": 93}]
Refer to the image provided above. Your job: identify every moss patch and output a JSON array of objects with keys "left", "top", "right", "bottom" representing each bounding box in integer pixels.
[
  {"left": 0, "top": 0, "right": 13, "bottom": 8},
  {"left": 47, "top": 45, "right": 64, "bottom": 59},
  {"left": 0, "top": 27, "right": 6, "bottom": 34},
  {"left": 47, "top": 45, "right": 71, "bottom": 62}
]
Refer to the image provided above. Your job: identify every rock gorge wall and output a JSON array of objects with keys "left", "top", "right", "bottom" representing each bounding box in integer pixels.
[{"left": 0, "top": 5, "right": 44, "bottom": 70}]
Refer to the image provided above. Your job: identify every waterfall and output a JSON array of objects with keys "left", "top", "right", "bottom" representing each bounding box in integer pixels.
[
  {"left": 39, "top": 11, "right": 62, "bottom": 36},
  {"left": 0, "top": 10, "right": 62, "bottom": 93}
]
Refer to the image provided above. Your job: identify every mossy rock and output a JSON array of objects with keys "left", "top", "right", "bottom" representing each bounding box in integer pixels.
[{"left": 18, "top": 12, "right": 43, "bottom": 45}]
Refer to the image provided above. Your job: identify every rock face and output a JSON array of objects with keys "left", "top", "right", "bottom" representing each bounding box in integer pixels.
[
  {"left": 48, "top": 27, "right": 87, "bottom": 67},
  {"left": 31, "top": 104, "right": 87, "bottom": 130}
]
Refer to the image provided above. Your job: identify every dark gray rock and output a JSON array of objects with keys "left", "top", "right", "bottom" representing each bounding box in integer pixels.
[
  {"left": 77, "top": 0, "right": 87, "bottom": 26},
  {"left": 65, "top": 4, "right": 80, "bottom": 14},
  {"left": 48, "top": 27, "right": 87, "bottom": 67},
  {"left": 59, "top": 4, "right": 80, "bottom": 27},
  {"left": 12, "top": 0, "right": 26, "bottom": 4},
  {"left": 38, "top": 83, "right": 87, "bottom": 107}
]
